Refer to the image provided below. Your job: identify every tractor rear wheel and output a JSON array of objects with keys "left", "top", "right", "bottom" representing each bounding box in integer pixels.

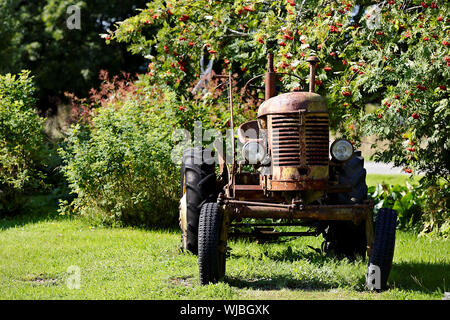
[
  {"left": 198, "top": 202, "right": 226, "bottom": 285},
  {"left": 179, "top": 147, "right": 216, "bottom": 255},
  {"left": 366, "top": 208, "right": 397, "bottom": 291},
  {"left": 323, "top": 151, "right": 368, "bottom": 258}
]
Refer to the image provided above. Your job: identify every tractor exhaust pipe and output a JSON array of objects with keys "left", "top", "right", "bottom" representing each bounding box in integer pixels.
[
  {"left": 307, "top": 56, "right": 320, "bottom": 93},
  {"left": 265, "top": 52, "right": 276, "bottom": 100},
  {"left": 264, "top": 40, "right": 277, "bottom": 100}
]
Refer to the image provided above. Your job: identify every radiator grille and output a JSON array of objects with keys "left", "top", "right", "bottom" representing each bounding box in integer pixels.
[
  {"left": 271, "top": 114, "right": 301, "bottom": 166},
  {"left": 305, "top": 114, "right": 329, "bottom": 166}
]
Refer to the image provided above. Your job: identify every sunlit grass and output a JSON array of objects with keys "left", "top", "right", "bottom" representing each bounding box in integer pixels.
[
  {"left": 366, "top": 174, "right": 423, "bottom": 187},
  {"left": 1, "top": 210, "right": 448, "bottom": 300}
]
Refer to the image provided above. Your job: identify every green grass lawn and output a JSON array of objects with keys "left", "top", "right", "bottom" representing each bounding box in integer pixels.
[
  {"left": 1, "top": 205, "right": 448, "bottom": 300},
  {"left": 366, "top": 174, "right": 422, "bottom": 187}
]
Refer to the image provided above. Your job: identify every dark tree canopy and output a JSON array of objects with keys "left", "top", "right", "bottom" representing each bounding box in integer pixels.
[{"left": 0, "top": 0, "right": 150, "bottom": 112}]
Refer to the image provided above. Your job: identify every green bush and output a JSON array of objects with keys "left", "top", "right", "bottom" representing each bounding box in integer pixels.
[
  {"left": 369, "top": 180, "right": 449, "bottom": 238},
  {"left": 59, "top": 89, "right": 179, "bottom": 228},
  {"left": 0, "top": 71, "right": 48, "bottom": 214}
]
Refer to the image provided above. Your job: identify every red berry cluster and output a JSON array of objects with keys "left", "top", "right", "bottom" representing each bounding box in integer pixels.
[
  {"left": 330, "top": 25, "right": 339, "bottom": 33},
  {"left": 342, "top": 90, "right": 352, "bottom": 97},
  {"left": 287, "top": 0, "right": 296, "bottom": 7},
  {"left": 179, "top": 14, "right": 189, "bottom": 22}
]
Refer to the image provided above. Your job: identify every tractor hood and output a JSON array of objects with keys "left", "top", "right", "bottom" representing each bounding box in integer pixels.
[{"left": 257, "top": 92, "right": 328, "bottom": 118}]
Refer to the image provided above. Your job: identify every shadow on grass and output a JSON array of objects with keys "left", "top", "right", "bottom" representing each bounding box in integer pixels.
[
  {"left": 0, "top": 195, "right": 69, "bottom": 231},
  {"left": 226, "top": 245, "right": 364, "bottom": 291},
  {"left": 389, "top": 262, "right": 450, "bottom": 293},
  {"left": 225, "top": 274, "right": 335, "bottom": 291},
  {"left": 228, "top": 243, "right": 448, "bottom": 295},
  {"left": 229, "top": 243, "right": 363, "bottom": 264},
  {"left": 0, "top": 194, "right": 180, "bottom": 233},
  {"left": 225, "top": 261, "right": 449, "bottom": 295}
]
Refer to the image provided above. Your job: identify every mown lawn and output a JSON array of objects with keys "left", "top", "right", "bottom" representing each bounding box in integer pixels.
[
  {"left": 1, "top": 202, "right": 448, "bottom": 300},
  {"left": 366, "top": 174, "right": 422, "bottom": 187}
]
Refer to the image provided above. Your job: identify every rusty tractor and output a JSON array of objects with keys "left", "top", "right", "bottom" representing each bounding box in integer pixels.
[{"left": 179, "top": 44, "right": 397, "bottom": 290}]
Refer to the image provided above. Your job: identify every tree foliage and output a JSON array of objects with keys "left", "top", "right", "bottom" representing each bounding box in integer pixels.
[
  {"left": 111, "top": 0, "right": 449, "bottom": 181},
  {"left": 0, "top": 0, "right": 150, "bottom": 110}
]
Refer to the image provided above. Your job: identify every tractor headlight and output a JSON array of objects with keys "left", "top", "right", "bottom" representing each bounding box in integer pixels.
[
  {"left": 330, "top": 139, "right": 354, "bottom": 162},
  {"left": 242, "top": 141, "right": 266, "bottom": 164}
]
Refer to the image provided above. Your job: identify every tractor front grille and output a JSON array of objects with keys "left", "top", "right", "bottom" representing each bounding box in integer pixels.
[
  {"left": 305, "top": 114, "right": 329, "bottom": 166},
  {"left": 271, "top": 114, "right": 301, "bottom": 166}
]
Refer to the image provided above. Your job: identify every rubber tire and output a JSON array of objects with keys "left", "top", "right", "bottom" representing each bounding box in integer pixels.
[
  {"left": 198, "top": 202, "right": 226, "bottom": 285},
  {"left": 366, "top": 208, "right": 397, "bottom": 291},
  {"left": 323, "top": 152, "right": 368, "bottom": 258},
  {"left": 337, "top": 151, "right": 368, "bottom": 205},
  {"left": 180, "top": 147, "right": 216, "bottom": 255}
]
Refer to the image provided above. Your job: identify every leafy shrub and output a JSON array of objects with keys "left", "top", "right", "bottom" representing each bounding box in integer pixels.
[
  {"left": 0, "top": 71, "right": 48, "bottom": 214},
  {"left": 369, "top": 183, "right": 422, "bottom": 231},
  {"left": 417, "top": 178, "right": 450, "bottom": 239},
  {"left": 369, "top": 180, "right": 449, "bottom": 238},
  {"left": 59, "top": 83, "right": 179, "bottom": 227}
]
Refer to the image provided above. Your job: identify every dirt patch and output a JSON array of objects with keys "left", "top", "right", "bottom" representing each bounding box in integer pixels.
[
  {"left": 24, "top": 273, "right": 60, "bottom": 286},
  {"left": 169, "top": 276, "right": 192, "bottom": 287}
]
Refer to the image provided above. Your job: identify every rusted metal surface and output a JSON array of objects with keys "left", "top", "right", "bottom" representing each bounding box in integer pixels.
[
  {"left": 234, "top": 184, "right": 262, "bottom": 191},
  {"left": 234, "top": 185, "right": 266, "bottom": 201},
  {"left": 270, "top": 113, "right": 301, "bottom": 167},
  {"left": 225, "top": 199, "right": 296, "bottom": 208},
  {"left": 228, "top": 71, "right": 236, "bottom": 198},
  {"left": 268, "top": 179, "right": 328, "bottom": 191},
  {"left": 257, "top": 92, "right": 328, "bottom": 118},
  {"left": 256, "top": 108, "right": 330, "bottom": 191},
  {"left": 266, "top": 112, "right": 330, "bottom": 169},
  {"left": 305, "top": 113, "right": 329, "bottom": 166},
  {"left": 231, "top": 181, "right": 352, "bottom": 200},
  {"left": 213, "top": 139, "right": 226, "bottom": 178},
  {"left": 307, "top": 56, "right": 320, "bottom": 93},
  {"left": 225, "top": 200, "right": 374, "bottom": 223},
  {"left": 265, "top": 53, "right": 276, "bottom": 100},
  {"left": 265, "top": 112, "right": 328, "bottom": 191},
  {"left": 365, "top": 211, "right": 374, "bottom": 257},
  {"left": 256, "top": 84, "right": 330, "bottom": 192}
]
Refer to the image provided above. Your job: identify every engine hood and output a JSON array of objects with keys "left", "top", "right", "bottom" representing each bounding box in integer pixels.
[{"left": 257, "top": 92, "right": 328, "bottom": 118}]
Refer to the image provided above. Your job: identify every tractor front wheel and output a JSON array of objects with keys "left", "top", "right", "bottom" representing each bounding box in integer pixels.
[
  {"left": 366, "top": 208, "right": 397, "bottom": 291},
  {"left": 198, "top": 202, "right": 226, "bottom": 285}
]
